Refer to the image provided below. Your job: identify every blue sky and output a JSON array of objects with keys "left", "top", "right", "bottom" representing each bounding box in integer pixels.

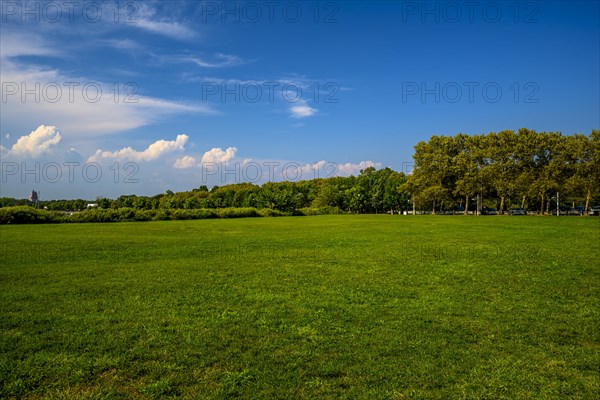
[{"left": 1, "top": 0, "right": 598, "bottom": 199}]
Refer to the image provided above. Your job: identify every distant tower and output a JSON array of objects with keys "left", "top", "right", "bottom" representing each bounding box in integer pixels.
[{"left": 29, "top": 190, "right": 39, "bottom": 205}]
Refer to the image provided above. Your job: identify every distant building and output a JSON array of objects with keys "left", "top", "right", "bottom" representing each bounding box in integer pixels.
[
  {"left": 28, "top": 190, "right": 38, "bottom": 203},
  {"left": 87, "top": 203, "right": 98, "bottom": 208}
]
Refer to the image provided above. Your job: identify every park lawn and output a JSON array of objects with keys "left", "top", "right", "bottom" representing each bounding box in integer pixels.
[{"left": 0, "top": 215, "right": 599, "bottom": 399}]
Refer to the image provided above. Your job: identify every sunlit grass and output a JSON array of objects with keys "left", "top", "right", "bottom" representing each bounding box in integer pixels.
[{"left": 1, "top": 215, "right": 599, "bottom": 398}]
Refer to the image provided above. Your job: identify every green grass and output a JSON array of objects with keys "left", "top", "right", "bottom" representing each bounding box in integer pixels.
[{"left": 1, "top": 215, "right": 599, "bottom": 399}]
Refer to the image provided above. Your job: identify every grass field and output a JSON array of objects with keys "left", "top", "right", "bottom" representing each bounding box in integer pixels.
[{"left": 1, "top": 215, "right": 599, "bottom": 399}]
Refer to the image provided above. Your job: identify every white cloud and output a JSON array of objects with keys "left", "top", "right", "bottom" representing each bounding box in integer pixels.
[
  {"left": 88, "top": 134, "right": 189, "bottom": 162},
  {"left": 102, "top": 39, "right": 143, "bottom": 51},
  {"left": 0, "top": 33, "right": 216, "bottom": 136},
  {"left": 136, "top": 19, "right": 196, "bottom": 40},
  {"left": 173, "top": 155, "right": 196, "bottom": 169},
  {"left": 172, "top": 146, "right": 238, "bottom": 169},
  {"left": 0, "top": 32, "right": 60, "bottom": 59},
  {"left": 290, "top": 101, "right": 318, "bottom": 118},
  {"left": 131, "top": 3, "right": 196, "bottom": 40},
  {"left": 4, "top": 125, "right": 62, "bottom": 158},
  {"left": 336, "top": 161, "right": 383, "bottom": 176},
  {"left": 201, "top": 147, "right": 237, "bottom": 164},
  {"left": 189, "top": 53, "right": 246, "bottom": 68}
]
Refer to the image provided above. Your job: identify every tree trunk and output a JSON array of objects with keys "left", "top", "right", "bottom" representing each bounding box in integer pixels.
[
  {"left": 464, "top": 196, "right": 469, "bottom": 215},
  {"left": 585, "top": 189, "right": 591, "bottom": 215},
  {"left": 546, "top": 199, "right": 551, "bottom": 215},
  {"left": 521, "top": 195, "right": 526, "bottom": 208},
  {"left": 432, "top": 200, "right": 436, "bottom": 215},
  {"left": 499, "top": 196, "right": 505, "bottom": 215},
  {"left": 541, "top": 193, "right": 545, "bottom": 215}
]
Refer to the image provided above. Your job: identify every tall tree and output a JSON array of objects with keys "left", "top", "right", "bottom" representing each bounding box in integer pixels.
[{"left": 409, "top": 136, "right": 454, "bottom": 213}]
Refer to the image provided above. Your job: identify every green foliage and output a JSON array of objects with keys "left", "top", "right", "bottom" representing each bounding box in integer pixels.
[
  {"left": 257, "top": 208, "right": 288, "bottom": 217},
  {"left": 4, "top": 166, "right": 409, "bottom": 217},
  {"left": 67, "top": 208, "right": 135, "bottom": 223},
  {"left": 299, "top": 206, "right": 342, "bottom": 215},
  {"left": 0, "top": 206, "right": 63, "bottom": 224},
  {"left": 215, "top": 207, "right": 261, "bottom": 218},
  {"left": 409, "top": 130, "right": 600, "bottom": 213}
]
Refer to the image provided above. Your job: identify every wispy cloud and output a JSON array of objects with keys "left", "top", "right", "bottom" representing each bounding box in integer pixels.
[
  {"left": 179, "top": 75, "right": 330, "bottom": 119},
  {"left": 188, "top": 53, "right": 247, "bottom": 68},
  {"left": 0, "top": 32, "right": 61, "bottom": 59},
  {"left": 0, "top": 33, "right": 217, "bottom": 136},
  {"left": 136, "top": 19, "right": 196, "bottom": 40},
  {"left": 101, "top": 39, "right": 144, "bottom": 51},
  {"left": 134, "top": 4, "right": 196, "bottom": 40}
]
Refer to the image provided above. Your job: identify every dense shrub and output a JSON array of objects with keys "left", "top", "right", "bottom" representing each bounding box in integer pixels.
[
  {"left": 0, "top": 206, "right": 63, "bottom": 224},
  {"left": 191, "top": 209, "right": 218, "bottom": 219},
  {"left": 68, "top": 209, "right": 120, "bottom": 223},
  {"left": 152, "top": 209, "right": 171, "bottom": 221},
  {"left": 298, "top": 206, "right": 342, "bottom": 216},
  {"left": 168, "top": 209, "right": 217, "bottom": 220},
  {"left": 0, "top": 206, "right": 303, "bottom": 224},
  {"left": 134, "top": 210, "right": 155, "bottom": 221},
  {"left": 117, "top": 208, "right": 137, "bottom": 221},
  {"left": 258, "top": 208, "right": 288, "bottom": 217},
  {"left": 216, "top": 207, "right": 260, "bottom": 218}
]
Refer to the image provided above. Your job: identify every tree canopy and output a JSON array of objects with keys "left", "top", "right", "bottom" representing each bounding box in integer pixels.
[{"left": 407, "top": 129, "right": 600, "bottom": 213}]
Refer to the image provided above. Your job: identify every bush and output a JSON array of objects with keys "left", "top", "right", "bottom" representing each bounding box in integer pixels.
[
  {"left": 216, "top": 207, "right": 261, "bottom": 218},
  {"left": 192, "top": 209, "right": 218, "bottom": 219},
  {"left": 0, "top": 206, "right": 62, "bottom": 224},
  {"left": 0, "top": 206, "right": 305, "bottom": 224},
  {"left": 67, "top": 208, "right": 158, "bottom": 223},
  {"left": 298, "top": 206, "right": 342, "bottom": 216},
  {"left": 152, "top": 209, "right": 171, "bottom": 221},
  {"left": 134, "top": 210, "right": 155, "bottom": 221},
  {"left": 258, "top": 208, "right": 288, "bottom": 217},
  {"left": 117, "top": 208, "right": 137, "bottom": 221},
  {"left": 68, "top": 209, "right": 120, "bottom": 223},
  {"left": 169, "top": 209, "right": 217, "bottom": 220}
]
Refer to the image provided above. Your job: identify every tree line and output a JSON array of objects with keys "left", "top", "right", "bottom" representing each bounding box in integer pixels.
[
  {"left": 1, "top": 129, "right": 598, "bottom": 216},
  {"left": 407, "top": 129, "right": 599, "bottom": 214},
  {"left": 1, "top": 167, "right": 409, "bottom": 215}
]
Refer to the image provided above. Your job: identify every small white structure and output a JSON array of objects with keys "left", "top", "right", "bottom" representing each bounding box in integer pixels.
[{"left": 87, "top": 203, "right": 98, "bottom": 208}]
